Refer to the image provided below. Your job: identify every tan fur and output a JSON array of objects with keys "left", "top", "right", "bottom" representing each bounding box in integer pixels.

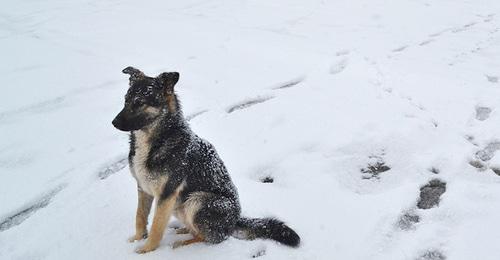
[
  {"left": 136, "top": 185, "right": 184, "bottom": 254},
  {"left": 128, "top": 189, "right": 153, "bottom": 242},
  {"left": 175, "top": 227, "right": 190, "bottom": 235},
  {"left": 166, "top": 94, "right": 176, "bottom": 113},
  {"left": 131, "top": 128, "right": 168, "bottom": 197},
  {"left": 145, "top": 106, "right": 160, "bottom": 116},
  {"left": 173, "top": 192, "right": 207, "bottom": 235},
  {"left": 172, "top": 235, "right": 205, "bottom": 249}
]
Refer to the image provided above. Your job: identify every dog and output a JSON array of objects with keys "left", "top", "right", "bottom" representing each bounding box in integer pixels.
[{"left": 112, "top": 67, "right": 300, "bottom": 253}]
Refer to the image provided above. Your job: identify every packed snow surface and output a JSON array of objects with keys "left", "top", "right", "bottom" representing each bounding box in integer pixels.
[{"left": 1, "top": 0, "right": 500, "bottom": 259}]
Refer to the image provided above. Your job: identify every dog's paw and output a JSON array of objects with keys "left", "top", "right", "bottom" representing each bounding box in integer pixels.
[
  {"left": 135, "top": 244, "right": 157, "bottom": 254},
  {"left": 128, "top": 233, "right": 147, "bottom": 243},
  {"left": 172, "top": 240, "right": 184, "bottom": 249}
]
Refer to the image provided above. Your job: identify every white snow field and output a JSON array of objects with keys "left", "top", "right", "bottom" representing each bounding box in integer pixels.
[{"left": 1, "top": 0, "right": 500, "bottom": 259}]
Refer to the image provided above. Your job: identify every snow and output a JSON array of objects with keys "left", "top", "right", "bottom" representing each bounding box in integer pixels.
[{"left": 1, "top": 0, "right": 500, "bottom": 259}]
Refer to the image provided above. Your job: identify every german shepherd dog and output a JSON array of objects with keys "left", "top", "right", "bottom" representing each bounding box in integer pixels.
[{"left": 112, "top": 67, "right": 300, "bottom": 253}]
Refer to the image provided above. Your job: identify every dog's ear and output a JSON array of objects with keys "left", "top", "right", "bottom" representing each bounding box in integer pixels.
[
  {"left": 122, "top": 66, "right": 145, "bottom": 84},
  {"left": 156, "top": 72, "right": 179, "bottom": 95}
]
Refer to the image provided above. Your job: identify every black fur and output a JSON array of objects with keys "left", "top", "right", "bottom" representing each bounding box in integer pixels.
[
  {"left": 113, "top": 67, "right": 300, "bottom": 247},
  {"left": 235, "top": 217, "right": 301, "bottom": 247}
]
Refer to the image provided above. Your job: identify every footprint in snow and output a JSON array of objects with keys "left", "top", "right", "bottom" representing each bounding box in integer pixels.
[
  {"left": 486, "top": 75, "right": 498, "bottom": 83},
  {"left": 416, "top": 250, "right": 446, "bottom": 260},
  {"left": 451, "top": 22, "right": 477, "bottom": 33},
  {"left": 397, "top": 179, "right": 446, "bottom": 231},
  {"left": 360, "top": 154, "right": 391, "bottom": 180},
  {"left": 397, "top": 210, "right": 420, "bottom": 231},
  {"left": 475, "top": 141, "right": 500, "bottom": 161},
  {"left": 335, "top": 49, "right": 350, "bottom": 56},
  {"left": 330, "top": 58, "right": 349, "bottom": 75},
  {"left": 417, "top": 179, "right": 446, "bottom": 210},
  {"left": 252, "top": 248, "right": 266, "bottom": 258},
  {"left": 475, "top": 106, "right": 492, "bottom": 121},
  {"left": 259, "top": 176, "right": 274, "bottom": 183}
]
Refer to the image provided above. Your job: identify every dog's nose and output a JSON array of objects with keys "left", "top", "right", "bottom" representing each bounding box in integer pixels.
[{"left": 112, "top": 118, "right": 119, "bottom": 127}]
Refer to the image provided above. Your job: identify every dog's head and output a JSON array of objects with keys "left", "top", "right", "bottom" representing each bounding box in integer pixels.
[{"left": 112, "top": 66, "right": 180, "bottom": 132}]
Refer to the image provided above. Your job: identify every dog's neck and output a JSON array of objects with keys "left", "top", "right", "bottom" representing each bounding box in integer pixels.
[{"left": 138, "top": 110, "right": 189, "bottom": 144}]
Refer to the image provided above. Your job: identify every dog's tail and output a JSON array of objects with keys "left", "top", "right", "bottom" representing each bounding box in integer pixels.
[{"left": 232, "top": 217, "right": 300, "bottom": 247}]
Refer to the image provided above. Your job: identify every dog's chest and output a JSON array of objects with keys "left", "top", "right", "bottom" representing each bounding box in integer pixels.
[{"left": 130, "top": 131, "right": 167, "bottom": 197}]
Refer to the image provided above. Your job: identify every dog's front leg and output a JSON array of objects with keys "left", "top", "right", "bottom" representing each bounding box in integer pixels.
[
  {"left": 128, "top": 188, "right": 153, "bottom": 242},
  {"left": 136, "top": 192, "right": 179, "bottom": 253}
]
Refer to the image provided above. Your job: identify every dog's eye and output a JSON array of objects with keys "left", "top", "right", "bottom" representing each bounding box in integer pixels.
[{"left": 131, "top": 99, "right": 145, "bottom": 107}]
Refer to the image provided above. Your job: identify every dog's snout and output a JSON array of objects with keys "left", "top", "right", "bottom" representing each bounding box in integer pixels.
[{"left": 112, "top": 117, "right": 119, "bottom": 127}]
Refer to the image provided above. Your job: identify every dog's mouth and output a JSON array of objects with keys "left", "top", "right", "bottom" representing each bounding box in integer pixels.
[
  {"left": 112, "top": 111, "right": 138, "bottom": 131},
  {"left": 112, "top": 109, "right": 157, "bottom": 132},
  {"left": 112, "top": 117, "right": 129, "bottom": 131}
]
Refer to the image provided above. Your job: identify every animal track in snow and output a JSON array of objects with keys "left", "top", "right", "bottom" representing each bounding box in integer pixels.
[
  {"left": 451, "top": 22, "right": 477, "bottom": 33},
  {"left": 271, "top": 77, "right": 305, "bottom": 90},
  {"left": 360, "top": 154, "right": 390, "bottom": 180},
  {"left": 397, "top": 211, "right": 420, "bottom": 231},
  {"left": 416, "top": 250, "right": 446, "bottom": 260},
  {"left": 251, "top": 247, "right": 266, "bottom": 258},
  {"left": 335, "top": 49, "right": 350, "bottom": 56},
  {"left": 0, "top": 184, "right": 65, "bottom": 232},
  {"left": 469, "top": 159, "right": 487, "bottom": 170},
  {"left": 475, "top": 106, "right": 492, "bottom": 121},
  {"left": 428, "top": 167, "right": 440, "bottom": 174},
  {"left": 98, "top": 157, "right": 128, "bottom": 180},
  {"left": 469, "top": 141, "right": 500, "bottom": 173},
  {"left": 475, "top": 141, "right": 500, "bottom": 161},
  {"left": 429, "top": 28, "right": 451, "bottom": 37},
  {"left": 486, "top": 75, "right": 498, "bottom": 83},
  {"left": 330, "top": 58, "right": 349, "bottom": 74},
  {"left": 259, "top": 176, "right": 274, "bottom": 183},
  {"left": 226, "top": 96, "right": 274, "bottom": 113}
]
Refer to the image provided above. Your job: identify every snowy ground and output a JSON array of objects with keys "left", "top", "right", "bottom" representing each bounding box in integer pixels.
[{"left": 1, "top": 0, "right": 500, "bottom": 259}]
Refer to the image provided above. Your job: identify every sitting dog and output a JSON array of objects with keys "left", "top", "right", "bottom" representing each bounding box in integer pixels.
[{"left": 112, "top": 67, "right": 300, "bottom": 253}]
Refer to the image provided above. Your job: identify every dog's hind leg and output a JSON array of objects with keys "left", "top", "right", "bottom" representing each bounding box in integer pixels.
[
  {"left": 194, "top": 195, "right": 240, "bottom": 244},
  {"left": 175, "top": 227, "right": 190, "bottom": 234},
  {"left": 172, "top": 235, "right": 204, "bottom": 249},
  {"left": 129, "top": 188, "right": 153, "bottom": 242}
]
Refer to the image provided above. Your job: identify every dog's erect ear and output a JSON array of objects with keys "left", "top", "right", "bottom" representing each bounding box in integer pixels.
[
  {"left": 156, "top": 72, "right": 180, "bottom": 94},
  {"left": 122, "top": 66, "right": 145, "bottom": 84}
]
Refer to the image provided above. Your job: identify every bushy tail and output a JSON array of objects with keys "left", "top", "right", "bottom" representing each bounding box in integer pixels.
[{"left": 233, "top": 217, "right": 300, "bottom": 247}]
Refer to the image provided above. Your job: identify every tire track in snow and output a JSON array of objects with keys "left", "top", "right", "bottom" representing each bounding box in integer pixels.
[
  {"left": 226, "top": 96, "right": 275, "bottom": 114},
  {"left": 389, "top": 13, "right": 496, "bottom": 59},
  {"left": 0, "top": 79, "right": 121, "bottom": 123},
  {"left": 185, "top": 109, "right": 208, "bottom": 121},
  {"left": 0, "top": 184, "right": 66, "bottom": 232},
  {"left": 271, "top": 76, "right": 305, "bottom": 90}
]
